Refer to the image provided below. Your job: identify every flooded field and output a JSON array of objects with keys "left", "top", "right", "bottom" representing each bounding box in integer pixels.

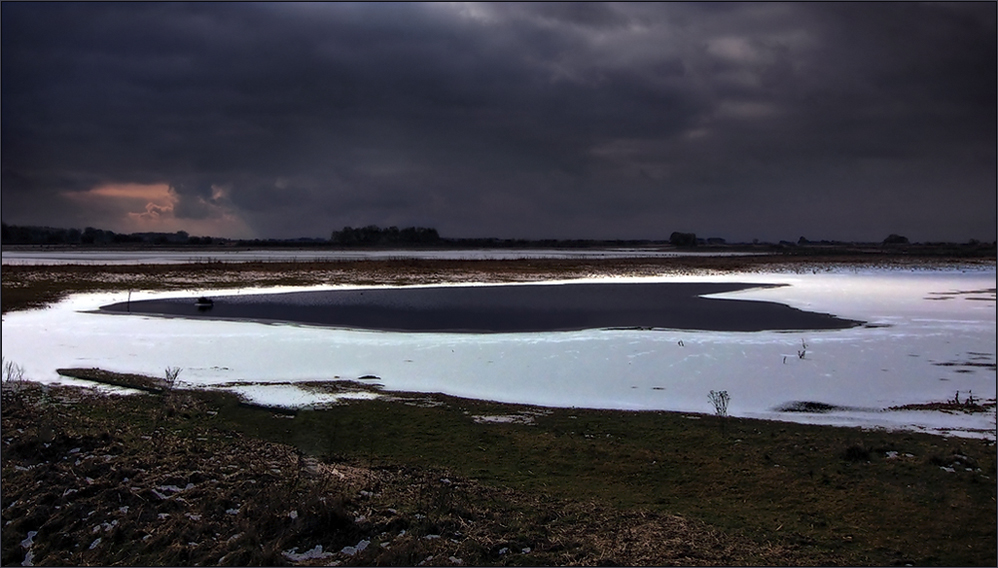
[{"left": 3, "top": 265, "right": 994, "bottom": 438}]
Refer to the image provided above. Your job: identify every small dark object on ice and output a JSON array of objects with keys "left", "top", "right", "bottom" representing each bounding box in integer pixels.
[{"left": 195, "top": 297, "right": 214, "bottom": 310}]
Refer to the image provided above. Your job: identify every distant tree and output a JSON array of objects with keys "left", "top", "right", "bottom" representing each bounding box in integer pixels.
[
  {"left": 112, "top": 232, "right": 141, "bottom": 243},
  {"left": 883, "top": 234, "right": 909, "bottom": 245},
  {"left": 331, "top": 225, "right": 440, "bottom": 246},
  {"left": 669, "top": 231, "right": 697, "bottom": 247}
]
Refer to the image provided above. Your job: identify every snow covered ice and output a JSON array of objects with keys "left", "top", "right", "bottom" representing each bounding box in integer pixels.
[{"left": 2, "top": 266, "right": 994, "bottom": 438}]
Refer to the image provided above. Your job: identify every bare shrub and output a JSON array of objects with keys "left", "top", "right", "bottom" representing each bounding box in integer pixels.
[
  {"left": 164, "top": 367, "right": 182, "bottom": 391},
  {"left": 1, "top": 358, "right": 28, "bottom": 410},
  {"left": 708, "top": 390, "right": 730, "bottom": 437},
  {"left": 708, "top": 390, "right": 730, "bottom": 418},
  {"left": 2, "top": 358, "right": 26, "bottom": 392}
]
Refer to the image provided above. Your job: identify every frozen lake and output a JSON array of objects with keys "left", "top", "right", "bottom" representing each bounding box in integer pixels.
[
  {"left": 2, "top": 267, "right": 995, "bottom": 438},
  {"left": 100, "top": 282, "right": 860, "bottom": 333}
]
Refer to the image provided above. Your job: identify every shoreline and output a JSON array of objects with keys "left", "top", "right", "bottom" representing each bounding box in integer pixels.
[{"left": 50, "top": 368, "right": 998, "bottom": 440}]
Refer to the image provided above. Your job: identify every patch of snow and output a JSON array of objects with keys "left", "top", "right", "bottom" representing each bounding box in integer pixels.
[
  {"left": 157, "top": 483, "right": 194, "bottom": 494},
  {"left": 339, "top": 539, "right": 371, "bottom": 556},
  {"left": 92, "top": 521, "right": 117, "bottom": 533},
  {"left": 472, "top": 413, "right": 541, "bottom": 425},
  {"left": 223, "top": 383, "right": 377, "bottom": 409},
  {"left": 283, "top": 545, "right": 334, "bottom": 562}
]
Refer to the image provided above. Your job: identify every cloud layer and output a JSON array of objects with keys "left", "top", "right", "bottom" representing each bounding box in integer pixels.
[{"left": 2, "top": 3, "right": 995, "bottom": 241}]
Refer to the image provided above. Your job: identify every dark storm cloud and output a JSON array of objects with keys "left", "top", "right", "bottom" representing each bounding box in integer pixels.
[{"left": 2, "top": 2, "right": 994, "bottom": 241}]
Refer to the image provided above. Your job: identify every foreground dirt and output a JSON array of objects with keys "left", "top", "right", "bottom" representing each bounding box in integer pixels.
[{"left": 2, "top": 385, "right": 846, "bottom": 567}]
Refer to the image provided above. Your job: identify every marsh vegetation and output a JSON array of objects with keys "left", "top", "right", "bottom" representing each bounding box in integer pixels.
[
  {"left": 2, "top": 254, "right": 996, "bottom": 566},
  {"left": 2, "top": 376, "right": 995, "bottom": 566}
]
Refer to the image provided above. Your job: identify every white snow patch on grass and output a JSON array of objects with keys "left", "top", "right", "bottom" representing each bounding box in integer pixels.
[
  {"left": 282, "top": 545, "right": 334, "bottom": 562},
  {"left": 222, "top": 383, "right": 379, "bottom": 409}
]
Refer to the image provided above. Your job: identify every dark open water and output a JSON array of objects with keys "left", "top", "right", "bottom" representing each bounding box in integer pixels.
[{"left": 99, "top": 282, "right": 862, "bottom": 333}]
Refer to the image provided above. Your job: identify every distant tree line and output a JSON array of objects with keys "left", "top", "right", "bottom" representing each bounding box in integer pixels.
[
  {"left": 330, "top": 225, "right": 441, "bottom": 246},
  {"left": 4, "top": 222, "right": 993, "bottom": 254},
  {"left": 0, "top": 223, "right": 214, "bottom": 246}
]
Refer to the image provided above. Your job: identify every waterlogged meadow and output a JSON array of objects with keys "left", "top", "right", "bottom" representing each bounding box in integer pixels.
[
  {"left": 2, "top": 254, "right": 995, "bottom": 566},
  {"left": 2, "top": 265, "right": 994, "bottom": 438}
]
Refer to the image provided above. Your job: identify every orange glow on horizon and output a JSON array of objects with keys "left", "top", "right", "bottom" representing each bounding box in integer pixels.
[
  {"left": 83, "top": 182, "right": 177, "bottom": 201},
  {"left": 62, "top": 182, "right": 253, "bottom": 238}
]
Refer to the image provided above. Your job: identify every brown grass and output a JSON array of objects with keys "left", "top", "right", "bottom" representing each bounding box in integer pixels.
[{"left": 1, "top": 385, "right": 855, "bottom": 566}]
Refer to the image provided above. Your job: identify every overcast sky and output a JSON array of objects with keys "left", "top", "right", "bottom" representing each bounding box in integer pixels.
[{"left": 2, "top": 2, "right": 995, "bottom": 242}]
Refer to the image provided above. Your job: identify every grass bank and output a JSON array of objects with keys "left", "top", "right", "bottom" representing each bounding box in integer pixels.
[
  {"left": 2, "top": 374, "right": 995, "bottom": 566},
  {"left": 217, "top": 386, "right": 998, "bottom": 566}
]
